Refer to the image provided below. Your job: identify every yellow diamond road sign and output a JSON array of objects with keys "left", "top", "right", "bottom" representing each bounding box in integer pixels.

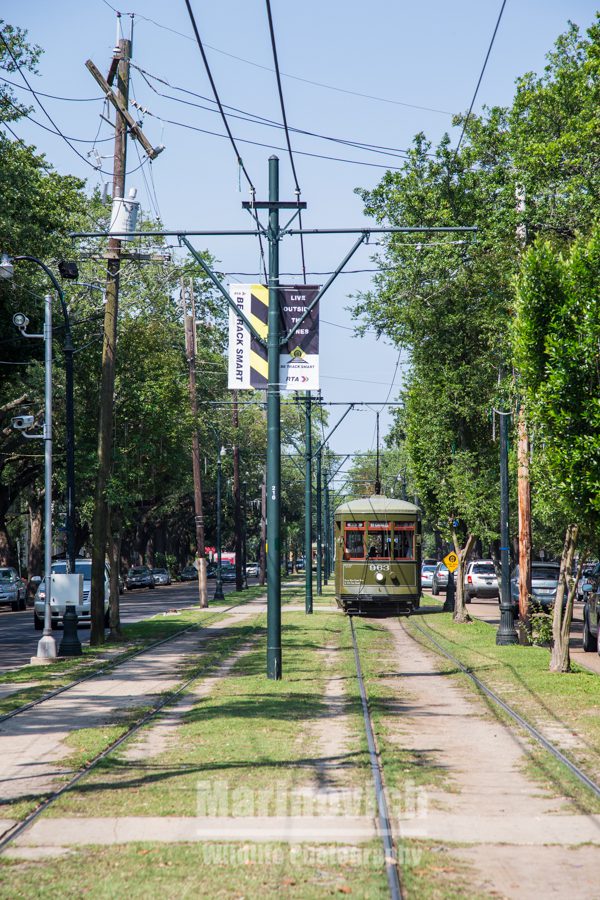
[{"left": 443, "top": 551, "right": 459, "bottom": 573}]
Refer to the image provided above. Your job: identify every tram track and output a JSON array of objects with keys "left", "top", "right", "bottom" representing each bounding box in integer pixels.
[
  {"left": 0, "top": 597, "right": 250, "bottom": 726},
  {"left": 349, "top": 616, "right": 403, "bottom": 900},
  {"left": 0, "top": 613, "right": 265, "bottom": 855},
  {"left": 408, "top": 617, "right": 600, "bottom": 801}
]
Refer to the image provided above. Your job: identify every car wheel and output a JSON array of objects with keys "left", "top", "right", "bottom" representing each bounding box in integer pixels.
[
  {"left": 583, "top": 610, "right": 596, "bottom": 652},
  {"left": 431, "top": 582, "right": 439, "bottom": 596},
  {"left": 150, "top": 582, "right": 155, "bottom": 590},
  {"left": 11, "top": 600, "right": 18, "bottom": 611},
  {"left": 19, "top": 595, "right": 26, "bottom": 610},
  {"left": 34, "top": 612, "right": 43, "bottom": 630}
]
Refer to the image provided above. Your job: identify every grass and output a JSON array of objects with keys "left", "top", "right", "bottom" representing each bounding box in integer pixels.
[
  {"left": 45, "top": 609, "right": 364, "bottom": 818},
  {"left": 405, "top": 610, "right": 600, "bottom": 812},
  {"left": 0, "top": 583, "right": 267, "bottom": 718},
  {"left": 0, "top": 842, "right": 391, "bottom": 899}
]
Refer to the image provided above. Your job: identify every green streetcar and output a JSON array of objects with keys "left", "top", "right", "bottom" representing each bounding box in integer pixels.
[{"left": 334, "top": 495, "right": 422, "bottom": 616}]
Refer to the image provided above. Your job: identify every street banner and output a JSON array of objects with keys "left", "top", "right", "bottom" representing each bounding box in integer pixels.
[
  {"left": 227, "top": 284, "right": 268, "bottom": 389},
  {"left": 228, "top": 284, "right": 320, "bottom": 391},
  {"left": 279, "top": 285, "right": 320, "bottom": 391}
]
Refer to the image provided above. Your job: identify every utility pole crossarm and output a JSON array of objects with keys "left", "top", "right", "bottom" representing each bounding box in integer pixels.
[
  {"left": 282, "top": 234, "right": 367, "bottom": 346},
  {"left": 85, "top": 59, "right": 163, "bottom": 160},
  {"left": 178, "top": 235, "right": 267, "bottom": 348}
]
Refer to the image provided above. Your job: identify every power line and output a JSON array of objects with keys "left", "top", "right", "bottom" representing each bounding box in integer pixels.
[
  {"left": 132, "top": 107, "right": 406, "bottom": 172},
  {"left": 264, "top": 0, "right": 306, "bottom": 281},
  {"left": 119, "top": 8, "right": 453, "bottom": 116},
  {"left": 0, "top": 28, "right": 117, "bottom": 174},
  {"left": 0, "top": 39, "right": 149, "bottom": 178},
  {"left": 182, "top": 0, "right": 267, "bottom": 283},
  {"left": 455, "top": 0, "right": 508, "bottom": 155},
  {"left": 132, "top": 63, "right": 416, "bottom": 161},
  {"left": 0, "top": 75, "right": 102, "bottom": 103}
]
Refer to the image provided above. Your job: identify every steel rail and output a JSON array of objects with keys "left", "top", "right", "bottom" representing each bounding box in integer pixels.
[
  {"left": 0, "top": 595, "right": 251, "bottom": 725},
  {"left": 350, "top": 617, "right": 403, "bottom": 900},
  {"left": 409, "top": 619, "right": 600, "bottom": 800},
  {"left": 0, "top": 617, "right": 265, "bottom": 854}
]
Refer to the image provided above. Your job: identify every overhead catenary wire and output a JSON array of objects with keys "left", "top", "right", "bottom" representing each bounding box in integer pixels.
[
  {"left": 454, "top": 0, "right": 508, "bottom": 156},
  {"left": 265, "top": 0, "right": 306, "bottom": 279},
  {"left": 182, "top": 0, "right": 267, "bottom": 283}
]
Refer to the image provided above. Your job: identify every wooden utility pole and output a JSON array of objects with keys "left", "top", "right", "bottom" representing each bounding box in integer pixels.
[
  {"left": 89, "top": 35, "right": 131, "bottom": 645},
  {"left": 516, "top": 184, "right": 532, "bottom": 629},
  {"left": 233, "top": 391, "right": 243, "bottom": 590},
  {"left": 183, "top": 280, "right": 208, "bottom": 607}
]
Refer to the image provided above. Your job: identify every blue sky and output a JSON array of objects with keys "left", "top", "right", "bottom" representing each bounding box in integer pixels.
[{"left": 2, "top": 0, "right": 597, "bottom": 483}]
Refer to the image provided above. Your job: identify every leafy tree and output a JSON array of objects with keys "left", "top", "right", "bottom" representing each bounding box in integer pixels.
[{"left": 514, "top": 228, "right": 600, "bottom": 670}]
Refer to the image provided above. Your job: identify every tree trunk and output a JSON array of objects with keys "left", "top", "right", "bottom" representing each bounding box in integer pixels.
[
  {"left": 27, "top": 490, "right": 43, "bottom": 600},
  {"left": 549, "top": 524, "right": 578, "bottom": 673},
  {"left": 452, "top": 531, "right": 477, "bottom": 624},
  {"left": 108, "top": 507, "right": 124, "bottom": 641}
]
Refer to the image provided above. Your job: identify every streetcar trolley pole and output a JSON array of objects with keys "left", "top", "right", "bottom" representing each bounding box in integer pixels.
[{"left": 72, "top": 158, "right": 476, "bottom": 679}]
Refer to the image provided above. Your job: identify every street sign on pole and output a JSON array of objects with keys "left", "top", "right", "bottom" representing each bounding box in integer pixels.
[{"left": 443, "top": 551, "right": 459, "bottom": 573}]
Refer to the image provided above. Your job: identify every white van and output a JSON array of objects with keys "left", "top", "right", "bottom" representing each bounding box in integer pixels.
[{"left": 34, "top": 559, "right": 110, "bottom": 630}]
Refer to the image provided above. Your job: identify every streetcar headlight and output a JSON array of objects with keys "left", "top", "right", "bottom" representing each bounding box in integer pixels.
[{"left": 375, "top": 572, "right": 385, "bottom": 583}]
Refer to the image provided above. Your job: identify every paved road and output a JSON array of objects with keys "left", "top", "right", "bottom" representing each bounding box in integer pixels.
[
  {"left": 422, "top": 588, "right": 600, "bottom": 675},
  {"left": 0, "top": 578, "right": 260, "bottom": 675}
]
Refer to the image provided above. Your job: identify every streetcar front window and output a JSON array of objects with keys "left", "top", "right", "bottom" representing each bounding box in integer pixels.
[
  {"left": 366, "top": 528, "right": 392, "bottom": 559},
  {"left": 393, "top": 528, "right": 415, "bottom": 559},
  {"left": 345, "top": 529, "right": 365, "bottom": 559}
]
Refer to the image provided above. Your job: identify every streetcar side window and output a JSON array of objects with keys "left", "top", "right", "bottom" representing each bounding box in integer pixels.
[
  {"left": 393, "top": 527, "right": 415, "bottom": 560},
  {"left": 344, "top": 528, "right": 365, "bottom": 559},
  {"left": 366, "top": 527, "right": 392, "bottom": 559}
]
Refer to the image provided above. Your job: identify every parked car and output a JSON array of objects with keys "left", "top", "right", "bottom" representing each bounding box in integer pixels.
[
  {"left": 576, "top": 564, "right": 596, "bottom": 602},
  {"left": 582, "top": 562, "right": 600, "bottom": 653},
  {"left": 220, "top": 562, "right": 237, "bottom": 583},
  {"left": 0, "top": 567, "right": 27, "bottom": 611},
  {"left": 431, "top": 562, "right": 449, "bottom": 595},
  {"left": 464, "top": 560, "right": 499, "bottom": 602},
  {"left": 295, "top": 558, "right": 305, "bottom": 572},
  {"left": 510, "top": 561, "right": 561, "bottom": 610},
  {"left": 152, "top": 567, "right": 171, "bottom": 586},
  {"left": 420, "top": 562, "right": 437, "bottom": 590},
  {"left": 246, "top": 562, "right": 259, "bottom": 577},
  {"left": 125, "top": 566, "right": 155, "bottom": 590},
  {"left": 33, "top": 559, "right": 110, "bottom": 629},
  {"left": 180, "top": 565, "right": 198, "bottom": 581}
]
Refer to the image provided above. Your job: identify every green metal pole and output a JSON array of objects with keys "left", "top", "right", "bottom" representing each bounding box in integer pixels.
[
  {"left": 316, "top": 449, "right": 322, "bottom": 596},
  {"left": 214, "top": 455, "right": 224, "bottom": 601},
  {"left": 305, "top": 392, "right": 313, "bottom": 614},
  {"left": 496, "top": 410, "right": 518, "bottom": 645},
  {"left": 266, "top": 156, "right": 282, "bottom": 679},
  {"left": 323, "top": 466, "right": 329, "bottom": 586}
]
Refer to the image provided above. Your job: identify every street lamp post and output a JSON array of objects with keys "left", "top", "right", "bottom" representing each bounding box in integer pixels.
[
  {"left": 8, "top": 296, "right": 58, "bottom": 659},
  {"left": 1, "top": 254, "right": 78, "bottom": 573}
]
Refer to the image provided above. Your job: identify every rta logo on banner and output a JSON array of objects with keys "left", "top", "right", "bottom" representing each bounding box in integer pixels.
[{"left": 228, "top": 284, "right": 321, "bottom": 391}]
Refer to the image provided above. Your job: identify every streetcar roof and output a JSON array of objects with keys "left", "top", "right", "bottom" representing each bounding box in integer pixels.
[{"left": 334, "top": 495, "right": 420, "bottom": 516}]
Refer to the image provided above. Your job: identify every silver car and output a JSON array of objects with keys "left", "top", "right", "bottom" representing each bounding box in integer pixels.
[
  {"left": 421, "top": 563, "right": 437, "bottom": 590},
  {"left": 152, "top": 567, "right": 171, "bottom": 586},
  {"left": 510, "top": 562, "right": 561, "bottom": 610},
  {"left": 0, "top": 568, "right": 27, "bottom": 611},
  {"left": 431, "top": 563, "right": 449, "bottom": 595},
  {"left": 465, "top": 560, "right": 499, "bottom": 602}
]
